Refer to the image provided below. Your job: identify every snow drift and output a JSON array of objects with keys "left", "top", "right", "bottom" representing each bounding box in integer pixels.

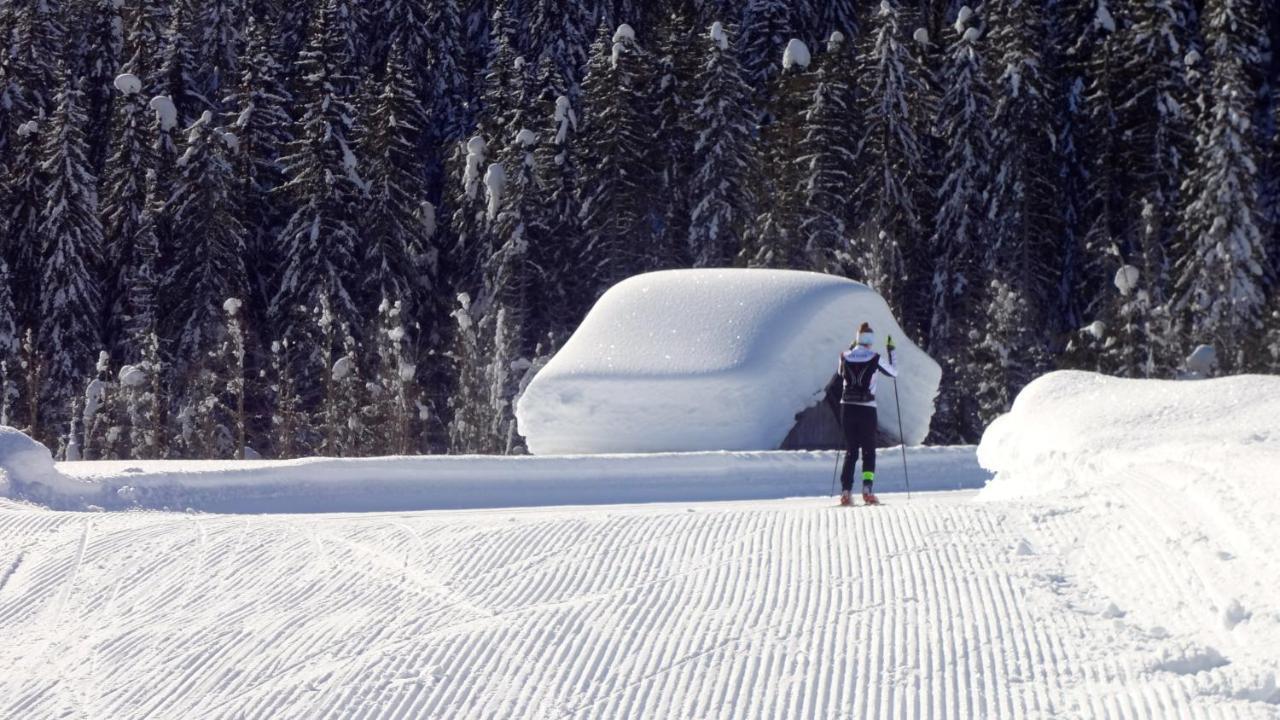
[
  {"left": 978, "top": 371, "right": 1280, "bottom": 501},
  {"left": 0, "top": 426, "right": 57, "bottom": 496},
  {"left": 516, "top": 269, "right": 941, "bottom": 454},
  {"left": 978, "top": 371, "right": 1280, "bottom": 702}
]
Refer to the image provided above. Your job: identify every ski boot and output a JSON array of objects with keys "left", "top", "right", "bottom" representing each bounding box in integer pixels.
[
  {"left": 861, "top": 473, "right": 879, "bottom": 505},
  {"left": 839, "top": 490, "right": 852, "bottom": 506}
]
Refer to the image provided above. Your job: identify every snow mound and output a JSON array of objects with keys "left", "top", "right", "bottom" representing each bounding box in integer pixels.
[
  {"left": 113, "top": 73, "right": 141, "bottom": 95},
  {"left": 979, "top": 371, "right": 1280, "bottom": 500},
  {"left": 516, "top": 269, "right": 941, "bottom": 454},
  {"left": 0, "top": 426, "right": 58, "bottom": 495}
]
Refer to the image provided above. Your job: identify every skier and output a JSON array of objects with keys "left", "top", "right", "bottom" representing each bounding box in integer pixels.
[{"left": 835, "top": 322, "right": 897, "bottom": 506}]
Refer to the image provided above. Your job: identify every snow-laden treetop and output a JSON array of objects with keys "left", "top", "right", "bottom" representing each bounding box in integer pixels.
[
  {"left": 782, "top": 39, "right": 811, "bottom": 70},
  {"left": 517, "top": 269, "right": 941, "bottom": 454}
]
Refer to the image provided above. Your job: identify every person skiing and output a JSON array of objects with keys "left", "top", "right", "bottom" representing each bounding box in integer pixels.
[{"left": 835, "top": 322, "right": 898, "bottom": 506}]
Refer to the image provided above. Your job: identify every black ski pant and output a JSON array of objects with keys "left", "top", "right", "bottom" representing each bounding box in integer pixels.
[{"left": 839, "top": 403, "right": 877, "bottom": 492}]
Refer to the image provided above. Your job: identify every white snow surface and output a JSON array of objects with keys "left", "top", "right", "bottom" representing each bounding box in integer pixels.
[
  {"left": 5, "top": 373, "right": 1280, "bottom": 717},
  {"left": 517, "top": 269, "right": 941, "bottom": 454},
  {"left": 977, "top": 371, "right": 1280, "bottom": 707},
  {"left": 782, "top": 38, "right": 810, "bottom": 69}
]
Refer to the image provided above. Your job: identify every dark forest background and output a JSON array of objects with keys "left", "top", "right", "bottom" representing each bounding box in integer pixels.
[{"left": 2, "top": 0, "right": 1279, "bottom": 459}]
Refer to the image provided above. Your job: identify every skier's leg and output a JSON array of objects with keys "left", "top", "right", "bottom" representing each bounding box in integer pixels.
[
  {"left": 839, "top": 404, "right": 857, "bottom": 493},
  {"left": 858, "top": 406, "right": 878, "bottom": 502}
]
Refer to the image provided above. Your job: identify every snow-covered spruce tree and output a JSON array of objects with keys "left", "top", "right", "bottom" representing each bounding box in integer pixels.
[
  {"left": 425, "top": 0, "right": 470, "bottom": 150},
  {"left": 528, "top": 0, "right": 591, "bottom": 96},
  {"left": 688, "top": 21, "right": 756, "bottom": 268},
  {"left": 475, "top": 6, "right": 525, "bottom": 147},
  {"left": 744, "top": 37, "right": 813, "bottom": 269},
  {"left": 1176, "top": 0, "right": 1269, "bottom": 373},
  {"left": 37, "top": 75, "right": 105, "bottom": 445},
  {"left": 850, "top": 0, "right": 929, "bottom": 322},
  {"left": 798, "top": 30, "right": 860, "bottom": 274},
  {"left": 1097, "top": 201, "right": 1177, "bottom": 377},
  {"left": 80, "top": 350, "right": 117, "bottom": 460},
  {"left": 119, "top": 0, "right": 170, "bottom": 90},
  {"left": 533, "top": 94, "right": 587, "bottom": 331},
  {"left": 446, "top": 292, "right": 490, "bottom": 454},
  {"left": 738, "top": 0, "right": 794, "bottom": 93},
  {"left": 268, "top": 331, "right": 307, "bottom": 458},
  {"left": 120, "top": 168, "right": 162, "bottom": 353},
  {"left": 0, "top": 257, "right": 17, "bottom": 425},
  {"left": 74, "top": 0, "right": 124, "bottom": 172},
  {"left": 1063, "top": 0, "right": 1131, "bottom": 336},
  {"left": 1, "top": 120, "right": 44, "bottom": 331},
  {"left": 156, "top": 0, "right": 206, "bottom": 124},
  {"left": 4, "top": 0, "right": 66, "bottom": 119},
  {"left": 577, "top": 23, "right": 662, "bottom": 290},
  {"left": 100, "top": 72, "right": 152, "bottom": 359},
  {"left": 225, "top": 13, "right": 294, "bottom": 312},
  {"left": 195, "top": 0, "right": 242, "bottom": 110},
  {"left": 815, "top": 0, "right": 858, "bottom": 41},
  {"left": 358, "top": 43, "right": 434, "bottom": 316},
  {"left": 368, "top": 298, "right": 421, "bottom": 455},
  {"left": 651, "top": 8, "right": 699, "bottom": 268},
  {"left": 165, "top": 111, "right": 249, "bottom": 380},
  {"left": 271, "top": 0, "right": 366, "bottom": 350},
  {"left": 1108, "top": 0, "right": 1195, "bottom": 373},
  {"left": 980, "top": 0, "right": 1057, "bottom": 407},
  {"left": 324, "top": 324, "right": 367, "bottom": 456},
  {"left": 17, "top": 329, "right": 43, "bottom": 435},
  {"left": 117, "top": 331, "right": 164, "bottom": 459},
  {"left": 926, "top": 6, "right": 994, "bottom": 444},
  {"left": 447, "top": 133, "right": 494, "bottom": 294},
  {"left": 224, "top": 298, "right": 247, "bottom": 458}
]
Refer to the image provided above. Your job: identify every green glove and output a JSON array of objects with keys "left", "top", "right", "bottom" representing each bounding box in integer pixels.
[{"left": 886, "top": 335, "right": 896, "bottom": 352}]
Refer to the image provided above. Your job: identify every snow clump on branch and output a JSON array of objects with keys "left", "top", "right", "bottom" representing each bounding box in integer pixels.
[
  {"left": 782, "top": 39, "right": 810, "bottom": 70},
  {"left": 113, "top": 73, "right": 141, "bottom": 95}
]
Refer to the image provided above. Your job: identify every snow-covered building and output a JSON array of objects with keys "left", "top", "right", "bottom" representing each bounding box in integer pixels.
[{"left": 516, "top": 269, "right": 941, "bottom": 454}]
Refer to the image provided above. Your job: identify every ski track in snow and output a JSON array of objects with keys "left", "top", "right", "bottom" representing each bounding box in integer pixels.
[{"left": 2, "top": 493, "right": 1275, "bottom": 720}]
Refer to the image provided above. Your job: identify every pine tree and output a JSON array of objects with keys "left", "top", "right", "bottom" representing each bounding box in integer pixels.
[
  {"left": 744, "top": 37, "right": 812, "bottom": 270},
  {"left": 195, "top": 0, "right": 243, "bottom": 109},
  {"left": 529, "top": 0, "right": 592, "bottom": 95},
  {"left": 0, "top": 256, "right": 16, "bottom": 426},
  {"left": 100, "top": 72, "right": 152, "bottom": 359},
  {"left": 577, "top": 23, "right": 661, "bottom": 290},
  {"left": 166, "top": 111, "right": 249, "bottom": 375},
  {"left": 271, "top": 0, "right": 366, "bottom": 345},
  {"left": 225, "top": 13, "right": 293, "bottom": 313},
  {"left": 37, "top": 75, "right": 105, "bottom": 444},
  {"left": 688, "top": 21, "right": 756, "bottom": 267},
  {"left": 798, "top": 30, "right": 859, "bottom": 273},
  {"left": 358, "top": 44, "right": 435, "bottom": 317},
  {"left": 120, "top": 0, "right": 170, "bottom": 89},
  {"left": 850, "top": 0, "right": 929, "bottom": 321},
  {"left": 426, "top": 0, "right": 470, "bottom": 148},
  {"left": 927, "top": 6, "right": 993, "bottom": 443},
  {"left": 981, "top": 0, "right": 1057, "bottom": 409},
  {"left": 75, "top": 0, "right": 124, "bottom": 172},
  {"left": 534, "top": 93, "right": 587, "bottom": 331},
  {"left": 1177, "top": 0, "right": 1269, "bottom": 372},
  {"left": 739, "top": 0, "right": 793, "bottom": 90},
  {"left": 446, "top": 292, "right": 490, "bottom": 454},
  {"left": 1, "top": 120, "right": 44, "bottom": 331},
  {"left": 651, "top": 9, "right": 699, "bottom": 268},
  {"left": 368, "top": 298, "right": 421, "bottom": 455},
  {"left": 156, "top": 0, "right": 206, "bottom": 122}
]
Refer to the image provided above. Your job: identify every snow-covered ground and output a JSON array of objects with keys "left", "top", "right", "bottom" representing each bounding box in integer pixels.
[{"left": 2, "top": 371, "right": 1279, "bottom": 718}]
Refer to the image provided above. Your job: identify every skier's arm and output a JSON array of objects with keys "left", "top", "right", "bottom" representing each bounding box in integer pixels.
[{"left": 878, "top": 337, "right": 899, "bottom": 377}]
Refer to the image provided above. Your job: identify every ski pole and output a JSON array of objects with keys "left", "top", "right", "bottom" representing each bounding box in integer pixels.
[
  {"left": 831, "top": 448, "right": 840, "bottom": 497},
  {"left": 892, "top": 376, "right": 911, "bottom": 501}
]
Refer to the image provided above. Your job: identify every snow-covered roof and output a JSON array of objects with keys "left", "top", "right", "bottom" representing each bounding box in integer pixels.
[{"left": 516, "top": 269, "right": 941, "bottom": 454}]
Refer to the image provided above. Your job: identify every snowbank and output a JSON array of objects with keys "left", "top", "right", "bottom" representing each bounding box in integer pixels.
[
  {"left": 0, "top": 426, "right": 58, "bottom": 496},
  {"left": 516, "top": 269, "right": 941, "bottom": 454},
  {"left": 978, "top": 371, "right": 1280, "bottom": 500},
  {"left": 978, "top": 371, "right": 1280, "bottom": 696},
  {"left": 1, "top": 438, "right": 982, "bottom": 513}
]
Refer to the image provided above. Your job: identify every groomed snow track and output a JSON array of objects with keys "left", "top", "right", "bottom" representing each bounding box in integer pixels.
[{"left": 2, "top": 493, "right": 1273, "bottom": 720}]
